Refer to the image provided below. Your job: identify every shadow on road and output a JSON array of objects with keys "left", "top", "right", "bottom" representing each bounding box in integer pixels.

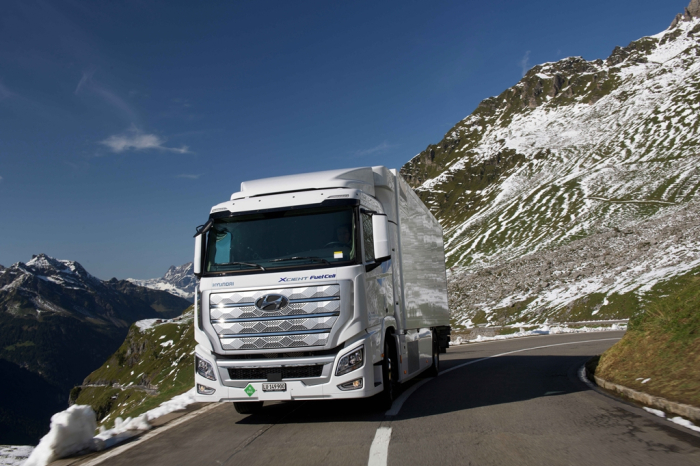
[{"left": 235, "top": 352, "right": 593, "bottom": 425}]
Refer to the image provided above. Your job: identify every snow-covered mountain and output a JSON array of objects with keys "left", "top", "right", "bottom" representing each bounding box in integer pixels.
[
  {"left": 0, "top": 254, "right": 190, "bottom": 327},
  {"left": 0, "top": 254, "right": 191, "bottom": 444},
  {"left": 401, "top": 3, "right": 700, "bottom": 328},
  {"left": 127, "top": 262, "right": 195, "bottom": 301}
]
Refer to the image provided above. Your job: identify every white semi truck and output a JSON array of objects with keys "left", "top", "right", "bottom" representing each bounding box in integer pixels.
[{"left": 192, "top": 166, "right": 450, "bottom": 413}]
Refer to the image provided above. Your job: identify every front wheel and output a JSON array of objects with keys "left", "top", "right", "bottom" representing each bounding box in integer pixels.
[
  {"left": 234, "top": 401, "right": 264, "bottom": 415},
  {"left": 376, "top": 338, "right": 398, "bottom": 410}
]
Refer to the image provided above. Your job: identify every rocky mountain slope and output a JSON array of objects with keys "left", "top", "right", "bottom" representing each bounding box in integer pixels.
[
  {"left": 72, "top": 308, "right": 195, "bottom": 429},
  {"left": 127, "top": 263, "right": 195, "bottom": 301},
  {"left": 0, "top": 254, "right": 191, "bottom": 444},
  {"left": 401, "top": 4, "right": 700, "bottom": 328}
]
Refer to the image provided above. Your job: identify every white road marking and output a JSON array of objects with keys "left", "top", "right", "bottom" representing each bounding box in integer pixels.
[
  {"left": 439, "top": 337, "right": 620, "bottom": 378},
  {"left": 578, "top": 364, "right": 595, "bottom": 388},
  {"left": 367, "top": 427, "right": 392, "bottom": 466},
  {"left": 368, "top": 336, "right": 622, "bottom": 466},
  {"left": 384, "top": 379, "right": 432, "bottom": 416}
]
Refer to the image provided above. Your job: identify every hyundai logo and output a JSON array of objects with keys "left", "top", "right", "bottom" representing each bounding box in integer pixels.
[{"left": 255, "top": 294, "right": 289, "bottom": 311}]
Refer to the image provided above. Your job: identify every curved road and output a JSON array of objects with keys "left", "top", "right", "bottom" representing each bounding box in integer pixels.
[{"left": 70, "top": 332, "right": 700, "bottom": 466}]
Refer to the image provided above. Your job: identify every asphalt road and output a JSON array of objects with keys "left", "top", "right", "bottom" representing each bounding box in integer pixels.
[{"left": 73, "top": 332, "right": 700, "bottom": 466}]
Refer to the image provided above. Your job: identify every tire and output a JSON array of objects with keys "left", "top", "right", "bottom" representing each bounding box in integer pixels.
[
  {"left": 377, "top": 337, "right": 398, "bottom": 410},
  {"left": 426, "top": 331, "right": 439, "bottom": 377},
  {"left": 233, "top": 401, "right": 264, "bottom": 415}
]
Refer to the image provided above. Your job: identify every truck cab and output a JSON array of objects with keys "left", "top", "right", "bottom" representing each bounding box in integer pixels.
[{"left": 193, "top": 166, "right": 450, "bottom": 413}]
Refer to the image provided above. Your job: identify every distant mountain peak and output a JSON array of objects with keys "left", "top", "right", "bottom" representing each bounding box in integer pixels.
[
  {"left": 126, "top": 262, "right": 195, "bottom": 301},
  {"left": 17, "top": 253, "right": 100, "bottom": 288},
  {"left": 25, "top": 253, "right": 63, "bottom": 270},
  {"left": 163, "top": 262, "right": 193, "bottom": 282},
  {"left": 670, "top": 0, "right": 700, "bottom": 28}
]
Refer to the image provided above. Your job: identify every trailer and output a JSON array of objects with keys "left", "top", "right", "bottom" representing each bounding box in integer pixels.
[{"left": 192, "top": 166, "right": 450, "bottom": 413}]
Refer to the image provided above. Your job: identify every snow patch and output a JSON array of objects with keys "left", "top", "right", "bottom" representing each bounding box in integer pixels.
[
  {"left": 135, "top": 319, "right": 158, "bottom": 332},
  {"left": 669, "top": 416, "right": 700, "bottom": 433},
  {"left": 645, "top": 406, "right": 700, "bottom": 433},
  {"left": 18, "top": 389, "right": 198, "bottom": 465},
  {"left": 24, "top": 405, "right": 97, "bottom": 466},
  {"left": 643, "top": 407, "right": 666, "bottom": 418}
]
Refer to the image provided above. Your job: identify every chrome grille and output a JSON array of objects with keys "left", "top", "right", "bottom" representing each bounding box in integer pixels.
[
  {"left": 210, "top": 285, "right": 339, "bottom": 351},
  {"left": 210, "top": 298, "right": 340, "bottom": 321},
  {"left": 213, "top": 316, "right": 338, "bottom": 335},
  {"left": 220, "top": 333, "right": 329, "bottom": 350}
]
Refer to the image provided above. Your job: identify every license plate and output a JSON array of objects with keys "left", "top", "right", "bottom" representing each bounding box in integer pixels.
[{"left": 262, "top": 382, "right": 287, "bottom": 392}]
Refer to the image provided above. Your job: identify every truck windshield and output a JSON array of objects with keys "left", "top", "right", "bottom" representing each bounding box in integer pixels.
[{"left": 205, "top": 206, "right": 357, "bottom": 273}]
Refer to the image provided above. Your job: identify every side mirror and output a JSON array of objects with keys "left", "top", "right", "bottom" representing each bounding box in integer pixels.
[
  {"left": 193, "top": 219, "right": 213, "bottom": 278},
  {"left": 194, "top": 234, "right": 203, "bottom": 277},
  {"left": 372, "top": 214, "right": 390, "bottom": 261}
]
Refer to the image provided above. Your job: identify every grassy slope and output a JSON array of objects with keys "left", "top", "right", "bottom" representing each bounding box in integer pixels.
[
  {"left": 73, "top": 307, "right": 195, "bottom": 428},
  {"left": 594, "top": 268, "right": 700, "bottom": 407}
]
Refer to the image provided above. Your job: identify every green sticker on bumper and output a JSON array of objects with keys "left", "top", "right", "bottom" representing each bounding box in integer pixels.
[{"left": 244, "top": 384, "right": 256, "bottom": 397}]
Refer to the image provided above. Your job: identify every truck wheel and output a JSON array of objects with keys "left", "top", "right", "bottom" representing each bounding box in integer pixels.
[
  {"left": 377, "top": 339, "right": 398, "bottom": 410},
  {"left": 426, "top": 331, "right": 439, "bottom": 377},
  {"left": 233, "top": 401, "right": 264, "bottom": 415}
]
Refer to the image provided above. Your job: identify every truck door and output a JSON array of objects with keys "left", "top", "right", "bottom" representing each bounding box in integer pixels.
[{"left": 361, "top": 211, "right": 393, "bottom": 328}]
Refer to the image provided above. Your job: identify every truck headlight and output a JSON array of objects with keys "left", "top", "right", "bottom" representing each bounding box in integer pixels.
[
  {"left": 196, "top": 355, "right": 216, "bottom": 381},
  {"left": 336, "top": 346, "right": 364, "bottom": 376}
]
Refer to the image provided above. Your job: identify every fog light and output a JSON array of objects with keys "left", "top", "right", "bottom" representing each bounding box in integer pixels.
[
  {"left": 338, "top": 378, "right": 363, "bottom": 391},
  {"left": 197, "top": 383, "right": 216, "bottom": 395},
  {"left": 196, "top": 355, "right": 216, "bottom": 381},
  {"left": 336, "top": 346, "right": 364, "bottom": 376}
]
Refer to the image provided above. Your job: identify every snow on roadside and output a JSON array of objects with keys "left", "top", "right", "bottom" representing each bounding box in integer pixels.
[
  {"left": 449, "top": 323, "right": 626, "bottom": 345},
  {"left": 643, "top": 407, "right": 700, "bottom": 433},
  {"left": 643, "top": 407, "right": 666, "bottom": 418},
  {"left": 24, "top": 405, "right": 97, "bottom": 466},
  {"left": 19, "top": 388, "right": 198, "bottom": 466},
  {"left": 0, "top": 446, "right": 33, "bottom": 466},
  {"left": 669, "top": 416, "right": 700, "bottom": 433}
]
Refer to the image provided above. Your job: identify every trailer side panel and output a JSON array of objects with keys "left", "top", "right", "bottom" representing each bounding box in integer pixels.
[{"left": 396, "top": 175, "right": 450, "bottom": 329}]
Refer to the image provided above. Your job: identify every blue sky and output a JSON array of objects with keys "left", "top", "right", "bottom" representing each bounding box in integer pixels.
[{"left": 0, "top": 0, "right": 687, "bottom": 279}]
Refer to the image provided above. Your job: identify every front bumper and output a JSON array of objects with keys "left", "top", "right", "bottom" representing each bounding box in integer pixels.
[{"left": 194, "top": 333, "right": 383, "bottom": 402}]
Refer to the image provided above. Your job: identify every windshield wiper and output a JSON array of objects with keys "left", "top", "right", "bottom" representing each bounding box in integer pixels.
[
  {"left": 216, "top": 261, "right": 266, "bottom": 271},
  {"left": 269, "top": 256, "right": 331, "bottom": 265}
]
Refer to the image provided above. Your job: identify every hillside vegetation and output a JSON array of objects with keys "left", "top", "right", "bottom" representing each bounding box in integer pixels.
[
  {"left": 73, "top": 307, "right": 195, "bottom": 428},
  {"left": 594, "top": 268, "right": 700, "bottom": 407}
]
